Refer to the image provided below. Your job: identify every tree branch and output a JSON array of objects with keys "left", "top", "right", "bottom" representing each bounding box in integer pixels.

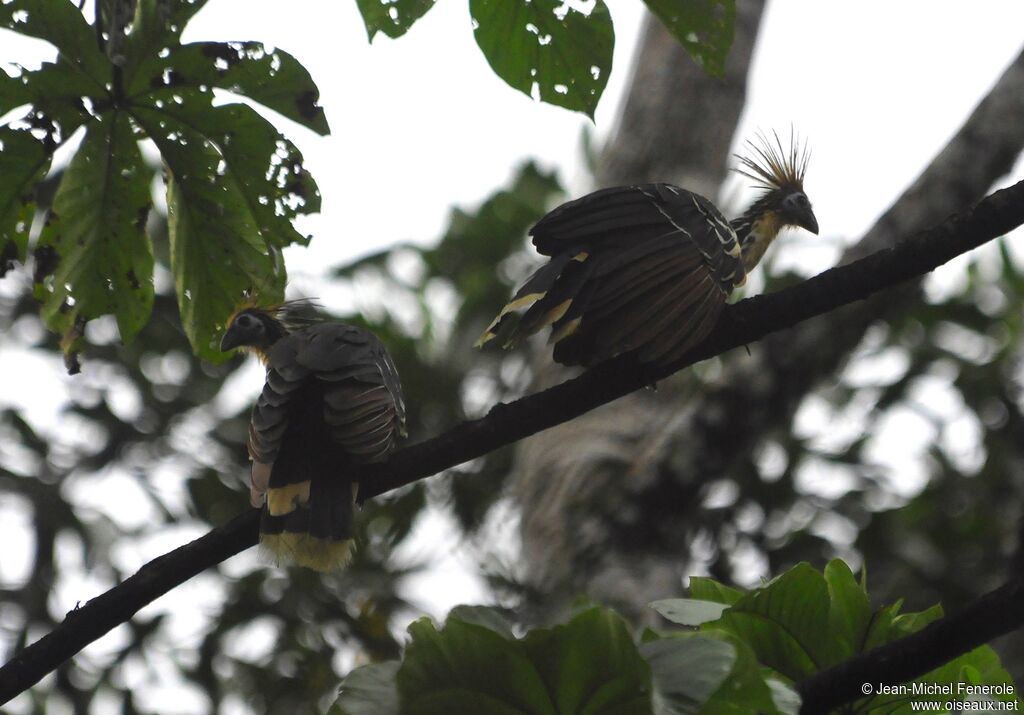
[
  {"left": 2, "top": 179, "right": 1023, "bottom": 703},
  {"left": 797, "top": 577, "right": 1024, "bottom": 714}
]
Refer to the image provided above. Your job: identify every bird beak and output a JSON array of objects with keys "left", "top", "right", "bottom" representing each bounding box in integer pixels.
[
  {"left": 220, "top": 323, "right": 244, "bottom": 352},
  {"left": 795, "top": 207, "right": 819, "bottom": 235}
]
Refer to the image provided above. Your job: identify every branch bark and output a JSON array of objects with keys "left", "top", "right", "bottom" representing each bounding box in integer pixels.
[
  {"left": 3, "top": 179, "right": 1023, "bottom": 704},
  {"left": 796, "top": 577, "right": 1024, "bottom": 714}
]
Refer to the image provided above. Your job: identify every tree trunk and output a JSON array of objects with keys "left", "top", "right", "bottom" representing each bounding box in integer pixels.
[{"left": 514, "top": 1, "right": 767, "bottom": 622}]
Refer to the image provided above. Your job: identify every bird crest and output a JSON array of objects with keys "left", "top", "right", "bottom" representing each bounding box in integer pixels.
[
  {"left": 226, "top": 293, "right": 322, "bottom": 332},
  {"left": 734, "top": 129, "right": 810, "bottom": 193}
]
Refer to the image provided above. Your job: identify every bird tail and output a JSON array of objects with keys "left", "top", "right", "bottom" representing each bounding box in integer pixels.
[
  {"left": 259, "top": 446, "right": 355, "bottom": 572},
  {"left": 475, "top": 250, "right": 593, "bottom": 350}
]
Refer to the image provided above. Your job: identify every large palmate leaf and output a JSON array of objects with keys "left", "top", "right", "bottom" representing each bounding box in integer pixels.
[
  {"left": 0, "top": 127, "right": 56, "bottom": 274},
  {"left": 469, "top": 0, "right": 613, "bottom": 118},
  {"left": 3, "top": 0, "right": 326, "bottom": 366},
  {"left": 642, "top": 0, "right": 735, "bottom": 76},
  {"left": 121, "top": 0, "right": 211, "bottom": 76},
  {"left": 33, "top": 111, "right": 154, "bottom": 364},
  {"left": 135, "top": 92, "right": 319, "bottom": 248},
  {"left": 133, "top": 103, "right": 286, "bottom": 360},
  {"left": 127, "top": 41, "right": 329, "bottom": 134},
  {"left": 356, "top": 0, "right": 437, "bottom": 40}
]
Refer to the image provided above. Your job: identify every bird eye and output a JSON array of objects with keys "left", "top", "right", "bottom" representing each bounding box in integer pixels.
[
  {"left": 783, "top": 192, "right": 808, "bottom": 210},
  {"left": 237, "top": 313, "right": 259, "bottom": 329}
]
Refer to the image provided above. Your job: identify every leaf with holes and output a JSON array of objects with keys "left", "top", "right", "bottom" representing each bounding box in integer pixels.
[
  {"left": 469, "top": 0, "right": 613, "bottom": 118},
  {"left": 0, "top": 68, "right": 30, "bottom": 116},
  {"left": 356, "top": 0, "right": 436, "bottom": 40},
  {"left": 135, "top": 90, "right": 319, "bottom": 249},
  {"left": 34, "top": 111, "right": 154, "bottom": 361},
  {"left": 127, "top": 41, "right": 329, "bottom": 135},
  {"left": 133, "top": 104, "right": 286, "bottom": 361},
  {"left": 642, "top": 0, "right": 735, "bottom": 76},
  {"left": 121, "top": 0, "right": 211, "bottom": 79},
  {"left": 0, "top": 0, "right": 109, "bottom": 86},
  {"left": 0, "top": 127, "right": 57, "bottom": 276}
]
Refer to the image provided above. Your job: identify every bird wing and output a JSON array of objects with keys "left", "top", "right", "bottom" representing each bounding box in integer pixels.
[
  {"left": 530, "top": 184, "right": 745, "bottom": 293},
  {"left": 245, "top": 323, "right": 405, "bottom": 506},
  {"left": 481, "top": 184, "right": 745, "bottom": 365}
]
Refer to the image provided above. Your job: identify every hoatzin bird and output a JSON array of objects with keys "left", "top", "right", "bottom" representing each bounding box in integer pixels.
[
  {"left": 477, "top": 133, "right": 819, "bottom": 366},
  {"left": 221, "top": 303, "right": 406, "bottom": 571}
]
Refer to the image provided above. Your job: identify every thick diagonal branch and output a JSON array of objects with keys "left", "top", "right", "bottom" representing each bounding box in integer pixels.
[
  {"left": 796, "top": 577, "right": 1024, "bottom": 714},
  {"left": 2, "top": 179, "right": 1023, "bottom": 703}
]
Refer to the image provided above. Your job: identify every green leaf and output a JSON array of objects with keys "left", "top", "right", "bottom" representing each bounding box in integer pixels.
[
  {"left": 0, "top": 0, "right": 109, "bottom": 86},
  {"left": 764, "top": 678, "right": 801, "bottom": 715},
  {"left": 133, "top": 104, "right": 285, "bottom": 360},
  {"left": 122, "top": 0, "right": 211, "bottom": 78},
  {"left": 4, "top": 60, "right": 99, "bottom": 123},
  {"left": 702, "top": 563, "right": 831, "bottom": 680},
  {"left": 640, "top": 636, "right": 734, "bottom": 715},
  {"left": 863, "top": 646, "right": 1018, "bottom": 713},
  {"left": 469, "top": 0, "right": 613, "bottom": 118},
  {"left": 861, "top": 600, "right": 904, "bottom": 653},
  {"left": 356, "top": 0, "right": 436, "bottom": 40},
  {"left": 891, "top": 603, "right": 945, "bottom": 637},
  {"left": 447, "top": 605, "right": 516, "bottom": 640},
  {"left": 0, "top": 67, "right": 30, "bottom": 116},
  {"left": 523, "top": 606, "right": 651, "bottom": 714},
  {"left": 335, "top": 661, "right": 400, "bottom": 715},
  {"left": 0, "top": 127, "right": 55, "bottom": 273},
  {"left": 651, "top": 599, "right": 728, "bottom": 627},
  {"left": 699, "top": 632, "right": 794, "bottom": 715},
  {"left": 823, "top": 559, "right": 871, "bottom": 663},
  {"left": 398, "top": 616, "right": 556, "bottom": 715},
  {"left": 128, "top": 41, "right": 329, "bottom": 135},
  {"left": 34, "top": 111, "right": 154, "bottom": 350},
  {"left": 136, "top": 92, "right": 320, "bottom": 247},
  {"left": 687, "top": 578, "right": 743, "bottom": 606},
  {"left": 642, "top": 0, "right": 735, "bottom": 76}
]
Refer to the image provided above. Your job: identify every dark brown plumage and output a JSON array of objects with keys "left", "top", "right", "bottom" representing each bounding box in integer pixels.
[
  {"left": 477, "top": 132, "right": 818, "bottom": 366},
  {"left": 221, "top": 304, "right": 406, "bottom": 571}
]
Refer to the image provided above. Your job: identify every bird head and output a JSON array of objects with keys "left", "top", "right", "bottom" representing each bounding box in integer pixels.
[
  {"left": 221, "top": 298, "right": 322, "bottom": 357},
  {"left": 220, "top": 307, "right": 284, "bottom": 353},
  {"left": 735, "top": 130, "right": 818, "bottom": 235}
]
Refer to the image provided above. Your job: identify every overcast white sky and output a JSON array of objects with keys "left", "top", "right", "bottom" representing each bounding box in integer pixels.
[{"left": 2, "top": 1, "right": 1024, "bottom": 711}]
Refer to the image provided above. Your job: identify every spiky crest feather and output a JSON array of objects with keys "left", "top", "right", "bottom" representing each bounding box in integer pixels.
[
  {"left": 733, "top": 128, "right": 810, "bottom": 195},
  {"left": 226, "top": 295, "right": 323, "bottom": 333}
]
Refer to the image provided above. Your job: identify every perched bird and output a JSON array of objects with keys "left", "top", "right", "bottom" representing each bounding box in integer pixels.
[
  {"left": 221, "top": 302, "right": 406, "bottom": 571},
  {"left": 477, "top": 132, "right": 819, "bottom": 366}
]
